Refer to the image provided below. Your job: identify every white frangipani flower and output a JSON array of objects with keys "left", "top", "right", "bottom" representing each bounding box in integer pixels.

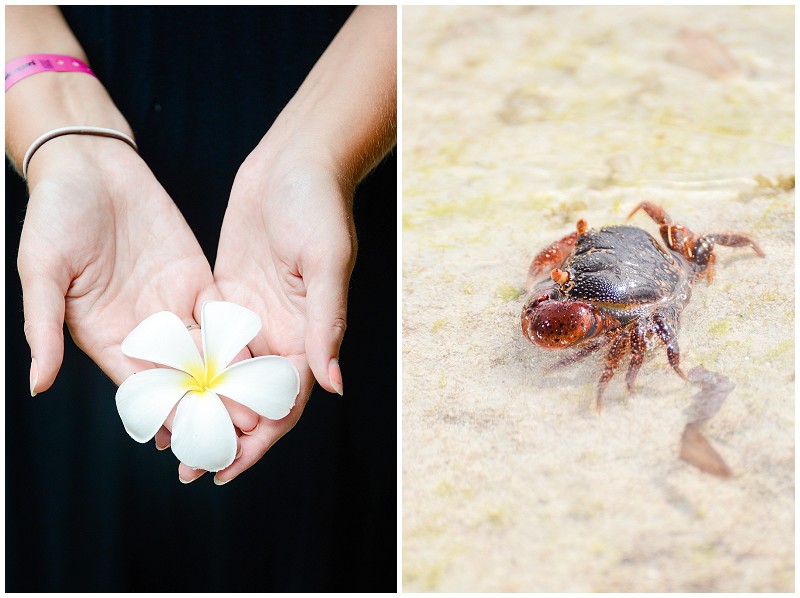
[{"left": 115, "top": 301, "right": 299, "bottom": 472}]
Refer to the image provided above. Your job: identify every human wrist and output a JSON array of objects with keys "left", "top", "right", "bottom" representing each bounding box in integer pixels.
[
  {"left": 22, "top": 126, "right": 137, "bottom": 179},
  {"left": 6, "top": 54, "right": 96, "bottom": 92},
  {"left": 249, "top": 112, "right": 359, "bottom": 200},
  {"left": 5, "top": 69, "right": 132, "bottom": 173},
  {"left": 24, "top": 131, "right": 139, "bottom": 191}
]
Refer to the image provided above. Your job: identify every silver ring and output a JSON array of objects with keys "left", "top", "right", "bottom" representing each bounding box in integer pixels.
[{"left": 186, "top": 323, "right": 200, "bottom": 331}]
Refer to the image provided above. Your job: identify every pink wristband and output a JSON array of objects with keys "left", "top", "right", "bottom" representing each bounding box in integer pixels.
[{"left": 5, "top": 53, "right": 96, "bottom": 92}]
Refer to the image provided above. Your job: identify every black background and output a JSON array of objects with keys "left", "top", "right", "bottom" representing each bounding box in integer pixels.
[{"left": 6, "top": 7, "right": 396, "bottom": 592}]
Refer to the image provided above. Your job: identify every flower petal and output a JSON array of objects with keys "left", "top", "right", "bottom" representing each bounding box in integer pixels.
[
  {"left": 212, "top": 356, "right": 299, "bottom": 420},
  {"left": 170, "top": 390, "right": 238, "bottom": 472},
  {"left": 200, "top": 301, "right": 262, "bottom": 377},
  {"left": 121, "top": 311, "right": 204, "bottom": 376},
  {"left": 115, "top": 368, "right": 196, "bottom": 442}
]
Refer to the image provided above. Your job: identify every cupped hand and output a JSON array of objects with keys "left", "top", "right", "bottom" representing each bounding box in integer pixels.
[
  {"left": 19, "top": 135, "right": 261, "bottom": 469},
  {"left": 19, "top": 136, "right": 218, "bottom": 388},
  {"left": 203, "top": 143, "right": 358, "bottom": 484}
]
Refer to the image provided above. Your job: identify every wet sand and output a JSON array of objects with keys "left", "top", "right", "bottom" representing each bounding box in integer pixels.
[{"left": 402, "top": 6, "right": 794, "bottom": 592}]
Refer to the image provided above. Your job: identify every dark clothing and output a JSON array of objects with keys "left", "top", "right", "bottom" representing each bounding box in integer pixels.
[{"left": 5, "top": 6, "right": 396, "bottom": 592}]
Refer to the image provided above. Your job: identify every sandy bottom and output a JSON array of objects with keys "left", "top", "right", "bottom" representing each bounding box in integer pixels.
[{"left": 402, "top": 6, "right": 794, "bottom": 592}]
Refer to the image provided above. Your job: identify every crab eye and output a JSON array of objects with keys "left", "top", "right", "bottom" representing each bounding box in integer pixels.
[{"left": 694, "top": 238, "right": 714, "bottom": 266}]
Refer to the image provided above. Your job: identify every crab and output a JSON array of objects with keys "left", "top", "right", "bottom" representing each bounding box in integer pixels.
[{"left": 520, "top": 201, "right": 764, "bottom": 411}]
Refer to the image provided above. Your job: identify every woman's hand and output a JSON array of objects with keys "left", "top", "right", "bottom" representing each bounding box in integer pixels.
[
  {"left": 20, "top": 136, "right": 221, "bottom": 391},
  {"left": 207, "top": 142, "right": 357, "bottom": 483},
  {"left": 191, "top": 5, "right": 396, "bottom": 484},
  {"left": 20, "top": 136, "right": 265, "bottom": 478}
]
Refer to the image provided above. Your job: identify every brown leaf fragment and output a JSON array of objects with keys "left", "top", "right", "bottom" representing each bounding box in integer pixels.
[
  {"left": 754, "top": 173, "right": 795, "bottom": 191},
  {"left": 679, "top": 366, "right": 736, "bottom": 478},
  {"left": 668, "top": 28, "right": 740, "bottom": 79},
  {"left": 685, "top": 365, "right": 736, "bottom": 425},
  {"left": 680, "top": 422, "right": 733, "bottom": 478}
]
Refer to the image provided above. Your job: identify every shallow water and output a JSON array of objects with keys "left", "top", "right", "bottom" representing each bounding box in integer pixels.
[{"left": 402, "top": 6, "right": 794, "bottom": 592}]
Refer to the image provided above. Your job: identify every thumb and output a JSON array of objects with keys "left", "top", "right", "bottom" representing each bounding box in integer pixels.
[
  {"left": 19, "top": 266, "right": 68, "bottom": 396},
  {"left": 304, "top": 267, "right": 352, "bottom": 396}
]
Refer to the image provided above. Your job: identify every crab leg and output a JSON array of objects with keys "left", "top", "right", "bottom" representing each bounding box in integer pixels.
[
  {"left": 629, "top": 201, "right": 698, "bottom": 257},
  {"left": 526, "top": 231, "right": 578, "bottom": 292},
  {"left": 627, "top": 201, "right": 672, "bottom": 226},
  {"left": 544, "top": 338, "right": 606, "bottom": 372},
  {"left": 631, "top": 203, "right": 766, "bottom": 275},
  {"left": 596, "top": 330, "right": 630, "bottom": 412},
  {"left": 625, "top": 322, "right": 648, "bottom": 393},
  {"left": 696, "top": 232, "right": 765, "bottom": 281},
  {"left": 652, "top": 313, "right": 687, "bottom": 380},
  {"left": 700, "top": 251, "right": 718, "bottom": 282},
  {"left": 702, "top": 233, "right": 765, "bottom": 257}
]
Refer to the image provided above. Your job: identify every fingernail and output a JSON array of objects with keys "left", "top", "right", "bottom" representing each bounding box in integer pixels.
[
  {"left": 29, "top": 359, "right": 38, "bottom": 397},
  {"left": 155, "top": 439, "right": 170, "bottom": 451},
  {"left": 179, "top": 470, "right": 204, "bottom": 484},
  {"left": 242, "top": 421, "right": 259, "bottom": 436},
  {"left": 328, "top": 358, "right": 344, "bottom": 396},
  {"left": 213, "top": 475, "right": 232, "bottom": 486}
]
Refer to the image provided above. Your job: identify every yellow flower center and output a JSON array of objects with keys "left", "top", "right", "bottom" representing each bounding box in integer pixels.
[{"left": 186, "top": 359, "right": 218, "bottom": 393}]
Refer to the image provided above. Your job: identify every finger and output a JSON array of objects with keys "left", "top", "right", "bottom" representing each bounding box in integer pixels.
[
  {"left": 219, "top": 393, "right": 260, "bottom": 435},
  {"left": 191, "top": 280, "right": 225, "bottom": 326},
  {"left": 212, "top": 416, "right": 297, "bottom": 485},
  {"left": 178, "top": 465, "right": 206, "bottom": 484},
  {"left": 19, "top": 267, "right": 69, "bottom": 396},
  {"left": 178, "top": 436, "right": 242, "bottom": 484},
  {"left": 154, "top": 425, "right": 171, "bottom": 451},
  {"left": 213, "top": 362, "right": 313, "bottom": 485},
  {"left": 154, "top": 404, "right": 178, "bottom": 451},
  {"left": 159, "top": 405, "right": 208, "bottom": 483},
  {"left": 304, "top": 268, "right": 352, "bottom": 395},
  {"left": 160, "top": 382, "right": 256, "bottom": 484}
]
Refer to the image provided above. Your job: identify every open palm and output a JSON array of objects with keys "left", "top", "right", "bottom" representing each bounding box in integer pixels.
[
  {"left": 211, "top": 149, "right": 357, "bottom": 482},
  {"left": 19, "top": 140, "right": 217, "bottom": 392}
]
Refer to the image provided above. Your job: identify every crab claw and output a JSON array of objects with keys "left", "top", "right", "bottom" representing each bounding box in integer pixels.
[{"left": 522, "top": 300, "right": 618, "bottom": 349}]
